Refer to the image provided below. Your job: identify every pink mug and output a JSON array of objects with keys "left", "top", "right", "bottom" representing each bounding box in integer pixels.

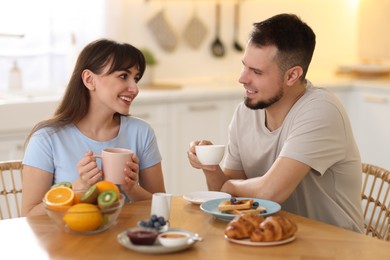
[{"left": 94, "top": 148, "right": 134, "bottom": 184}]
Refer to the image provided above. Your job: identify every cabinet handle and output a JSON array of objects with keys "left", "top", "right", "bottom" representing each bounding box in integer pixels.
[
  {"left": 188, "top": 104, "right": 217, "bottom": 111},
  {"left": 363, "top": 95, "right": 388, "bottom": 104}
]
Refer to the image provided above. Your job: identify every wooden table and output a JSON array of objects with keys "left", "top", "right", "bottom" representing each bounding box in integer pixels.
[{"left": 1, "top": 196, "right": 389, "bottom": 259}]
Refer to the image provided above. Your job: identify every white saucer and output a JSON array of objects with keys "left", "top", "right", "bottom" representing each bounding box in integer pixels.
[
  {"left": 117, "top": 228, "right": 199, "bottom": 254},
  {"left": 183, "top": 191, "right": 231, "bottom": 205}
]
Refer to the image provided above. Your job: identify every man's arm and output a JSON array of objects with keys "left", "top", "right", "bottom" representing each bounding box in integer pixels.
[
  {"left": 202, "top": 166, "right": 245, "bottom": 191},
  {"left": 221, "top": 157, "right": 310, "bottom": 203}
]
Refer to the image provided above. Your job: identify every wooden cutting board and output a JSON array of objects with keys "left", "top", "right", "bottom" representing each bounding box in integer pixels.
[{"left": 140, "top": 83, "right": 182, "bottom": 90}]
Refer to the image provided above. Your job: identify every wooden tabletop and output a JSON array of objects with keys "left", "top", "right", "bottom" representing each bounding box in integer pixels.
[{"left": 0, "top": 196, "right": 389, "bottom": 259}]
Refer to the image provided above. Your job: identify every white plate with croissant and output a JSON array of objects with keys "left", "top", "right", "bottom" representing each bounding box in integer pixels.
[
  {"left": 224, "top": 214, "right": 298, "bottom": 246},
  {"left": 200, "top": 198, "right": 281, "bottom": 222},
  {"left": 225, "top": 235, "right": 296, "bottom": 246}
]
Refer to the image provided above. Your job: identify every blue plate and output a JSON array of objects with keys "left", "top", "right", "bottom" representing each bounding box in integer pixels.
[{"left": 200, "top": 198, "right": 281, "bottom": 222}]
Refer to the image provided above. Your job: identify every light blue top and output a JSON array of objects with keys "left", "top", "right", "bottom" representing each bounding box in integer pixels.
[{"left": 22, "top": 115, "right": 162, "bottom": 185}]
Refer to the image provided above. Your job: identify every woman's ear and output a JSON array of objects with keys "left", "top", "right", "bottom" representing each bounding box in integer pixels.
[
  {"left": 285, "top": 66, "right": 303, "bottom": 86},
  {"left": 81, "top": 69, "right": 95, "bottom": 91}
]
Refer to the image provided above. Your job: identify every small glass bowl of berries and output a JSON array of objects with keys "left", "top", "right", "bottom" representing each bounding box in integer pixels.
[{"left": 137, "top": 214, "right": 169, "bottom": 232}]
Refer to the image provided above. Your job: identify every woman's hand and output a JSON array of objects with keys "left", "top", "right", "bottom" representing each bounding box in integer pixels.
[
  {"left": 120, "top": 153, "right": 139, "bottom": 192},
  {"left": 74, "top": 151, "right": 103, "bottom": 190},
  {"left": 187, "top": 140, "right": 218, "bottom": 171}
]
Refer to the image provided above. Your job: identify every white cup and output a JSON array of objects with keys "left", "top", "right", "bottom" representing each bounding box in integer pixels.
[
  {"left": 195, "top": 144, "right": 225, "bottom": 165},
  {"left": 94, "top": 148, "right": 134, "bottom": 184},
  {"left": 151, "top": 193, "right": 172, "bottom": 221}
]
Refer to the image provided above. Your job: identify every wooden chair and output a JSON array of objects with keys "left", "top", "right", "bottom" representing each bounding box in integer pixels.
[
  {"left": 0, "top": 160, "right": 23, "bottom": 219},
  {"left": 361, "top": 163, "right": 390, "bottom": 241}
]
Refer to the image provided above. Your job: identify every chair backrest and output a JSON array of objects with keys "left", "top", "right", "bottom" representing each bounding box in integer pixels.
[
  {"left": 361, "top": 163, "right": 390, "bottom": 241},
  {"left": 0, "top": 160, "right": 23, "bottom": 220}
]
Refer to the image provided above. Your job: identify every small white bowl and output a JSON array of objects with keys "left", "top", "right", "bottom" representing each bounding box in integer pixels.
[
  {"left": 158, "top": 231, "right": 191, "bottom": 247},
  {"left": 195, "top": 144, "right": 225, "bottom": 165}
]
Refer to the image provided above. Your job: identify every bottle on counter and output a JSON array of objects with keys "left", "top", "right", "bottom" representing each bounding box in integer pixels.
[
  {"left": 8, "top": 60, "right": 23, "bottom": 91},
  {"left": 65, "top": 33, "right": 78, "bottom": 81}
]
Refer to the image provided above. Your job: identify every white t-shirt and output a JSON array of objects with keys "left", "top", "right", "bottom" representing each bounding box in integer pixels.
[
  {"left": 223, "top": 81, "right": 364, "bottom": 232},
  {"left": 23, "top": 115, "right": 162, "bottom": 185}
]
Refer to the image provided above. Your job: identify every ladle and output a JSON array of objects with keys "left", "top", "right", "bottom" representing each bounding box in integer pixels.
[
  {"left": 211, "top": 1, "right": 225, "bottom": 57},
  {"left": 233, "top": 0, "right": 243, "bottom": 52}
]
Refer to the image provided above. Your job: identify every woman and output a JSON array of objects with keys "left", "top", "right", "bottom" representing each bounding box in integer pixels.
[{"left": 22, "top": 39, "right": 165, "bottom": 216}]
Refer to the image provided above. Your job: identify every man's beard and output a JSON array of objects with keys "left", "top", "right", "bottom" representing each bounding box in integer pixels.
[{"left": 244, "top": 86, "right": 284, "bottom": 110}]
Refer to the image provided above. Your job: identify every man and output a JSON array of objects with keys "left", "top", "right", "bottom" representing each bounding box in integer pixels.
[{"left": 187, "top": 13, "right": 364, "bottom": 232}]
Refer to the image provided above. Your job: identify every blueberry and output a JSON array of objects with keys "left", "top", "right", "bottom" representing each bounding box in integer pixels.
[
  {"left": 252, "top": 201, "right": 259, "bottom": 209},
  {"left": 139, "top": 220, "right": 148, "bottom": 227},
  {"left": 153, "top": 222, "right": 161, "bottom": 229},
  {"left": 260, "top": 209, "right": 267, "bottom": 214},
  {"left": 147, "top": 220, "right": 154, "bottom": 228},
  {"left": 158, "top": 216, "right": 166, "bottom": 225},
  {"left": 230, "top": 197, "right": 237, "bottom": 204},
  {"left": 151, "top": 214, "right": 158, "bottom": 222}
]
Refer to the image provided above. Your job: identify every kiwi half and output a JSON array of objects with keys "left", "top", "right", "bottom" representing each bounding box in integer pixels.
[
  {"left": 98, "top": 190, "right": 118, "bottom": 210},
  {"left": 80, "top": 185, "right": 99, "bottom": 204},
  {"left": 51, "top": 181, "right": 72, "bottom": 189}
]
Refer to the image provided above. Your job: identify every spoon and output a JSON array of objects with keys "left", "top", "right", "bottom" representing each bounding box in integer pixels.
[
  {"left": 233, "top": 0, "right": 243, "bottom": 52},
  {"left": 211, "top": 2, "right": 225, "bottom": 57},
  {"left": 188, "top": 233, "right": 204, "bottom": 243}
]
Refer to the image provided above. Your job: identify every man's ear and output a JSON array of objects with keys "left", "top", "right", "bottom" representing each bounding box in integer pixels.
[
  {"left": 82, "top": 69, "right": 95, "bottom": 91},
  {"left": 285, "top": 66, "right": 303, "bottom": 86}
]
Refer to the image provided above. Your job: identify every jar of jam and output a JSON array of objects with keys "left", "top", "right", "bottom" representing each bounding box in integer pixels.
[{"left": 127, "top": 228, "right": 158, "bottom": 245}]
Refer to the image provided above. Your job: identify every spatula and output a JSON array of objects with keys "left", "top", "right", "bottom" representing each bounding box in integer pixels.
[{"left": 211, "top": 2, "right": 225, "bottom": 57}]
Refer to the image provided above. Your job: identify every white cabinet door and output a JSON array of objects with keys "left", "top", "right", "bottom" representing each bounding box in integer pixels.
[
  {"left": 353, "top": 89, "right": 390, "bottom": 169},
  {"left": 169, "top": 100, "right": 234, "bottom": 195},
  {"left": 0, "top": 135, "right": 26, "bottom": 161},
  {"left": 130, "top": 103, "right": 172, "bottom": 192}
]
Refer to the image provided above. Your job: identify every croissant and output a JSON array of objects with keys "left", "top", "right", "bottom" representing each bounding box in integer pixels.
[
  {"left": 224, "top": 214, "right": 265, "bottom": 239},
  {"left": 250, "top": 215, "right": 297, "bottom": 242}
]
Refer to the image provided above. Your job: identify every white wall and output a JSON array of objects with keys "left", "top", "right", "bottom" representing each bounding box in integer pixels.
[
  {"left": 105, "top": 0, "right": 360, "bottom": 85},
  {"left": 358, "top": 0, "right": 390, "bottom": 62}
]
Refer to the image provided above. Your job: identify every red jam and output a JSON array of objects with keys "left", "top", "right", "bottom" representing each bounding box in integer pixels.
[{"left": 127, "top": 230, "right": 158, "bottom": 245}]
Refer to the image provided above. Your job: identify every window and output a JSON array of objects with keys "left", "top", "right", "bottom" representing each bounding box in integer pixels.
[{"left": 0, "top": 0, "right": 106, "bottom": 93}]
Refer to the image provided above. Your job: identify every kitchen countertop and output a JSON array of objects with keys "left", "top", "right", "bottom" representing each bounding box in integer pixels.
[{"left": 1, "top": 74, "right": 390, "bottom": 106}]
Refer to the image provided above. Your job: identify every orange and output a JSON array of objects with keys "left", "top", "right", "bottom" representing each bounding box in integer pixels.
[
  {"left": 63, "top": 203, "right": 104, "bottom": 232},
  {"left": 96, "top": 180, "right": 120, "bottom": 198},
  {"left": 44, "top": 186, "right": 75, "bottom": 210},
  {"left": 73, "top": 193, "right": 83, "bottom": 204}
]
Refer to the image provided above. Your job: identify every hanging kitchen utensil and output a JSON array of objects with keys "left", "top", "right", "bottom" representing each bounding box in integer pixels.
[
  {"left": 233, "top": 0, "right": 243, "bottom": 52},
  {"left": 183, "top": 1, "right": 208, "bottom": 49},
  {"left": 147, "top": 7, "right": 178, "bottom": 53},
  {"left": 210, "top": 1, "right": 225, "bottom": 57}
]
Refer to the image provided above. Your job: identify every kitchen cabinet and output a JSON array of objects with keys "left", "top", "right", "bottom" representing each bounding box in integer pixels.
[
  {"left": 351, "top": 88, "right": 390, "bottom": 170},
  {"left": 130, "top": 103, "right": 173, "bottom": 193},
  {"left": 0, "top": 133, "right": 25, "bottom": 161},
  {"left": 169, "top": 99, "right": 240, "bottom": 195},
  {"left": 0, "top": 100, "right": 58, "bottom": 162},
  {"left": 329, "top": 84, "right": 390, "bottom": 170}
]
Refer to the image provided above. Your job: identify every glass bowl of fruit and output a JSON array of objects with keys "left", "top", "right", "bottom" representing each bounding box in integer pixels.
[{"left": 43, "top": 181, "right": 125, "bottom": 235}]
